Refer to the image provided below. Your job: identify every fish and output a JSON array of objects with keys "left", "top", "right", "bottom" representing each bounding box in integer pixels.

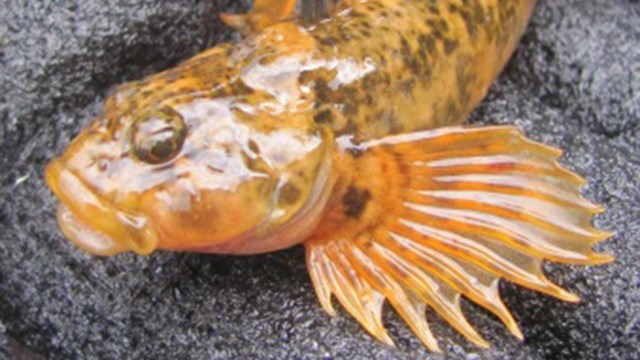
[{"left": 44, "top": 0, "right": 613, "bottom": 351}]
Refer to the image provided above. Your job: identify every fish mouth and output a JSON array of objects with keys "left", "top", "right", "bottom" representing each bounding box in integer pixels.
[{"left": 45, "top": 160, "right": 158, "bottom": 256}]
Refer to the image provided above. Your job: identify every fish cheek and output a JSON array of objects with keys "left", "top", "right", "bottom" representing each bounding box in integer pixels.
[{"left": 141, "top": 179, "right": 273, "bottom": 250}]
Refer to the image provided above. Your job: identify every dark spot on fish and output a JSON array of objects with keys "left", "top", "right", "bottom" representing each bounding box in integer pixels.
[
  {"left": 314, "top": 78, "right": 332, "bottom": 105},
  {"left": 299, "top": 70, "right": 315, "bottom": 84},
  {"left": 314, "top": 109, "right": 333, "bottom": 124},
  {"left": 342, "top": 102, "right": 358, "bottom": 117},
  {"left": 364, "top": 94, "right": 373, "bottom": 106},
  {"left": 443, "top": 38, "right": 459, "bottom": 55},
  {"left": 248, "top": 139, "right": 260, "bottom": 154},
  {"left": 460, "top": 9, "right": 477, "bottom": 37},
  {"left": 419, "top": 34, "right": 437, "bottom": 57},
  {"left": 279, "top": 182, "right": 302, "bottom": 205},
  {"left": 399, "top": 79, "right": 416, "bottom": 100},
  {"left": 347, "top": 147, "right": 364, "bottom": 158},
  {"left": 140, "top": 89, "right": 153, "bottom": 99},
  {"left": 343, "top": 185, "right": 371, "bottom": 219},
  {"left": 445, "top": 97, "right": 461, "bottom": 122},
  {"left": 320, "top": 36, "right": 338, "bottom": 47}
]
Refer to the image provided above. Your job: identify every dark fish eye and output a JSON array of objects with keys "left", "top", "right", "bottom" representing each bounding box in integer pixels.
[{"left": 130, "top": 107, "right": 187, "bottom": 164}]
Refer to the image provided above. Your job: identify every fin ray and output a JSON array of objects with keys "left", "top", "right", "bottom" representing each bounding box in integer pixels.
[
  {"left": 422, "top": 173, "right": 599, "bottom": 211},
  {"left": 384, "top": 229, "right": 524, "bottom": 339},
  {"left": 346, "top": 241, "right": 441, "bottom": 352},
  {"left": 324, "top": 242, "right": 393, "bottom": 345},
  {"left": 401, "top": 198, "right": 607, "bottom": 264},
  {"left": 368, "top": 240, "right": 489, "bottom": 347},
  {"left": 392, "top": 218, "right": 580, "bottom": 301}
]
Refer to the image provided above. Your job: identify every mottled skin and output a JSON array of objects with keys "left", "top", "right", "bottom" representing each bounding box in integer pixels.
[
  {"left": 309, "top": 0, "right": 537, "bottom": 139},
  {"left": 46, "top": 0, "right": 537, "bottom": 255},
  {"left": 45, "top": 0, "right": 612, "bottom": 351}
]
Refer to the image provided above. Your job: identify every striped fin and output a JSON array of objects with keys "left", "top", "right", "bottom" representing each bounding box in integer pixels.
[{"left": 305, "top": 126, "right": 613, "bottom": 351}]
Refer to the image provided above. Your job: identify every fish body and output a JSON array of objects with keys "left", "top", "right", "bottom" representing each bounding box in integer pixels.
[{"left": 45, "top": 0, "right": 611, "bottom": 351}]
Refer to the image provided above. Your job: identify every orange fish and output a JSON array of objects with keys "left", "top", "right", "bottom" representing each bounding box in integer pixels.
[{"left": 45, "top": 0, "right": 613, "bottom": 351}]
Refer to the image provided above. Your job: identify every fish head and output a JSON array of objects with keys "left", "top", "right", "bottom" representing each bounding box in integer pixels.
[{"left": 45, "top": 79, "right": 335, "bottom": 256}]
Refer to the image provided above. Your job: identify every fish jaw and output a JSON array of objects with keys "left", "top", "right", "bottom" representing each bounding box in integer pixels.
[{"left": 45, "top": 159, "right": 158, "bottom": 256}]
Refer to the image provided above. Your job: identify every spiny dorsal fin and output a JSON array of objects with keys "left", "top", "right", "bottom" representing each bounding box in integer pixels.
[
  {"left": 299, "top": 0, "right": 340, "bottom": 26},
  {"left": 220, "top": 0, "right": 297, "bottom": 35},
  {"left": 305, "top": 126, "right": 613, "bottom": 351},
  {"left": 221, "top": 0, "right": 347, "bottom": 35}
]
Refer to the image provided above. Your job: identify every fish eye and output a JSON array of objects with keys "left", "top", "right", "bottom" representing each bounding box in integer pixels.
[{"left": 130, "top": 108, "right": 187, "bottom": 164}]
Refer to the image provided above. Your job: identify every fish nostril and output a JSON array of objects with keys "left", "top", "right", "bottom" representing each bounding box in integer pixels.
[{"left": 97, "top": 159, "right": 109, "bottom": 172}]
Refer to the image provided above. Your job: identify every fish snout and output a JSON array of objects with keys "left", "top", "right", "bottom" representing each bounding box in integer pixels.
[{"left": 45, "top": 159, "right": 158, "bottom": 256}]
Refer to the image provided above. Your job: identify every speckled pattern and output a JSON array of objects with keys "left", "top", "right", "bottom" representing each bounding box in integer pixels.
[
  {"left": 0, "top": 0, "right": 638, "bottom": 359},
  {"left": 307, "top": 0, "right": 537, "bottom": 138},
  {"left": 40, "top": 0, "right": 537, "bottom": 257}
]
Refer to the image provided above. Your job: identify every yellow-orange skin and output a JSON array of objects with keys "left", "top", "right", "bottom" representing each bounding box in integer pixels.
[
  {"left": 45, "top": 0, "right": 613, "bottom": 351},
  {"left": 46, "top": 0, "right": 537, "bottom": 255}
]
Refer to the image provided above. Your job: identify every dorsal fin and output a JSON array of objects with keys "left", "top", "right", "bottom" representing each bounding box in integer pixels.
[
  {"left": 220, "top": 0, "right": 298, "bottom": 35},
  {"left": 299, "top": 0, "right": 339, "bottom": 26},
  {"left": 221, "top": 0, "right": 347, "bottom": 35}
]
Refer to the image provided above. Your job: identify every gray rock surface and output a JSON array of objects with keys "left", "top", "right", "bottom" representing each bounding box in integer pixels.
[{"left": 0, "top": 0, "right": 638, "bottom": 359}]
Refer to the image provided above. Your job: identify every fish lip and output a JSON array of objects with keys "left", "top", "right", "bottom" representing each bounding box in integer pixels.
[{"left": 45, "top": 159, "right": 158, "bottom": 256}]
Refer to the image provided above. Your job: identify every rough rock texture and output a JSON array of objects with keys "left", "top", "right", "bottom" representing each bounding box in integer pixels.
[{"left": 0, "top": 0, "right": 638, "bottom": 359}]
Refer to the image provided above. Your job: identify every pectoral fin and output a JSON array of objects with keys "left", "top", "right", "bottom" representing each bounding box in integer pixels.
[
  {"left": 220, "top": 0, "right": 297, "bottom": 35},
  {"left": 305, "top": 126, "right": 613, "bottom": 350}
]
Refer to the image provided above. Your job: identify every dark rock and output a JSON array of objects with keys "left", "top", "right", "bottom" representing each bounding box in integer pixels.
[{"left": 0, "top": 0, "right": 638, "bottom": 359}]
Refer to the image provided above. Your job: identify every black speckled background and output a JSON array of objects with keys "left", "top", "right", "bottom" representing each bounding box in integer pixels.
[{"left": 1, "top": 1, "right": 638, "bottom": 359}]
